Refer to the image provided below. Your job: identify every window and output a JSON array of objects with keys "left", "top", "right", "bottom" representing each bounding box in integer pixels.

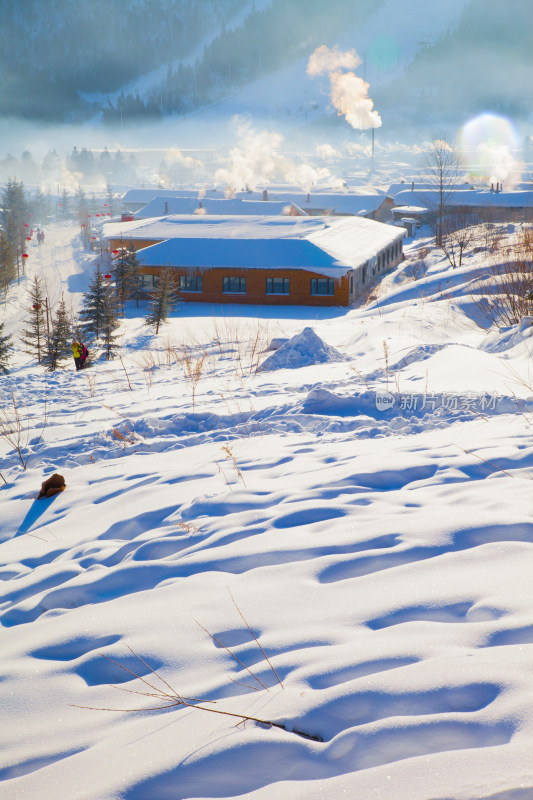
[
  {"left": 223, "top": 276, "right": 246, "bottom": 293},
  {"left": 140, "top": 273, "right": 159, "bottom": 290},
  {"left": 361, "top": 266, "right": 367, "bottom": 284},
  {"left": 349, "top": 273, "right": 354, "bottom": 294},
  {"left": 310, "top": 278, "right": 334, "bottom": 296},
  {"left": 266, "top": 277, "right": 289, "bottom": 294},
  {"left": 179, "top": 274, "right": 203, "bottom": 292}
]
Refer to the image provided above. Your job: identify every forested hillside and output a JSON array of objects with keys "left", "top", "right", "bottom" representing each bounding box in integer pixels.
[
  {"left": 0, "top": 0, "right": 380, "bottom": 122},
  {"left": 2, "top": 0, "right": 533, "bottom": 128},
  {"left": 0, "top": 0, "right": 246, "bottom": 120},
  {"left": 374, "top": 0, "right": 533, "bottom": 126}
]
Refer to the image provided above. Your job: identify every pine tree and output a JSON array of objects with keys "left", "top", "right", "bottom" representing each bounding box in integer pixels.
[
  {"left": 144, "top": 269, "right": 175, "bottom": 334},
  {"left": 100, "top": 285, "right": 121, "bottom": 360},
  {"left": 20, "top": 275, "right": 48, "bottom": 363},
  {"left": 113, "top": 242, "right": 142, "bottom": 314},
  {"left": 0, "top": 322, "right": 12, "bottom": 374},
  {"left": 1, "top": 179, "right": 29, "bottom": 282},
  {"left": 79, "top": 268, "right": 109, "bottom": 341},
  {"left": 43, "top": 296, "right": 72, "bottom": 372},
  {"left": 0, "top": 228, "right": 16, "bottom": 293}
]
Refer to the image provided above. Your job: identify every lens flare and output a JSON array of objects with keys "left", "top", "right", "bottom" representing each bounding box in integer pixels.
[{"left": 458, "top": 113, "right": 522, "bottom": 186}]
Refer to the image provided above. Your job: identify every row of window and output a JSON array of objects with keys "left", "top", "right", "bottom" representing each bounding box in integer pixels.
[{"left": 140, "top": 275, "right": 336, "bottom": 296}]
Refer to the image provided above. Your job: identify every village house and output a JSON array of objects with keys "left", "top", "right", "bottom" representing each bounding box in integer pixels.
[
  {"left": 102, "top": 214, "right": 405, "bottom": 307},
  {"left": 121, "top": 188, "right": 225, "bottom": 213},
  {"left": 121, "top": 187, "right": 393, "bottom": 221},
  {"left": 133, "top": 196, "right": 306, "bottom": 218},
  {"left": 394, "top": 188, "right": 533, "bottom": 222},
  {"left": 243, "top": 189, "right": 394, "bottom": 221}
]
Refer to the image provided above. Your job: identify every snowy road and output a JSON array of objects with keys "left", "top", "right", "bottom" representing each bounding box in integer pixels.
[{"left": 2, "top": 222, "right": 94, "bottom": 339}]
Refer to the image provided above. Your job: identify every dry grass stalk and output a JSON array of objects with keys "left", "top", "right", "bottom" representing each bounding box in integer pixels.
[
  {"left": 118, "top": 354, "right": 133, "bottom": 391},
  {"left": 109, "top": 424, "right": 137, "bottom": 447},
  {"left": 228, "top": 589, "right": 284, "bottom": 689},
  {"left": 181, "top": 345, "right": 208, "bottom": 410},
  {"left": 194, "top": 618, "right": 269, "bottom": 691},
  {"left": 0, "top": 384, "right": 49, "bottom": 470},
  {"left": 221, "top": 444, "right": 246, "bottom": 487},
  {"left": 178, "top": 521, "right": 200, "bottom": 534},
  {"left": 75, "top": 629, "right": 320, "bottom": 740},
  {"left": 470, "top": 226, "right": 533, "bottom": 327},
  {"left": 83, "top": 370, "right": 98, "bottom": 398}
]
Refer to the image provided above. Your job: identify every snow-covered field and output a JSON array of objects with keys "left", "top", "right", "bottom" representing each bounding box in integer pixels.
[{"left": 2, "top": 222, "right": 533, "bottom": 799}]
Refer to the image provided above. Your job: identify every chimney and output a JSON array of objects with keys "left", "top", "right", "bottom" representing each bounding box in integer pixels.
[
  {"left": 306, "top": 193, "right": 310, "bottom": 203},
  {"left": 411, "top": 181, "right": 414, "bottom": 191},
  {"left": 199, "top": 200, "right": 203, "bottom": 208},
  {"left": 164, "top": 201, "right": 168, "bottom": 214},
  {"left": 490, "top": 184, "right": 494, "bottom": 193},
  {"left": 262, "top": 189, "right": 268, "bottom": 201}
]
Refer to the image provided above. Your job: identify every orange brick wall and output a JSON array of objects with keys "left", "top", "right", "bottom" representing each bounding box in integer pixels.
[{"left": 140, "top": 267, "right": 351, "bottom": 306}]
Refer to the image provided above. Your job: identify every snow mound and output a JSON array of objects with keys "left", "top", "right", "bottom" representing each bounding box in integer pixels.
[{"left": 258, "top": 327, "right": 349, "bottom": 371}]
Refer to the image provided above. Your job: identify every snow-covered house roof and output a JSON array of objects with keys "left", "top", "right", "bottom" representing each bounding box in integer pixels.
[
  {"left": 395, "top": 189, "right": 533, "bottom": 209},
  {"left": 386, "top": 181, "right": 473, "bottom": 197},
  {"left": 103, "top": 215, "right": 405, "bottom": 277},
  {"left": 121, "top": 188, "right": 225, "bottom": 209},
  {"left": 134, "top": 197, "right": 306, "bottom": 219},
  {"left": 235, "top": 191, "right": 389, "bottom": 216}
]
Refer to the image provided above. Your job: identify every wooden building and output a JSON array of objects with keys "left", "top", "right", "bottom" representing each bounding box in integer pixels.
[{"left": 102, "top": 215, "right": 405, "bottom": 307}]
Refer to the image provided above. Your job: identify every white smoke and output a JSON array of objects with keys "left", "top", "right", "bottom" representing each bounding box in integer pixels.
[
  {"left": 307, "top": 45, "right": 361, "bottom": 76},
  {"left": 164, "top": 147, "right": 203, "bottom": 169},
  {"left": 479, "top": 142, "right": 522, "bottom": 187},
  {"left": 214, "top": 118, "right": 343, "bottom": 194},
  {"left": 344, "top": 141, "right": 371, "bottom": 157},
  {"left": 214, "top": 119, "right": 284, "bottom": 192},
  {"left": 316, "top": 143, "right": 340, "bottom": 160},
  {"left": 284, "top": 163, "right": 335, "bottom": 194},
  {"left": 60, "top": 168, "right": 83, "bottom": 193},
  {"left": 307, "top": 45, "right": 382, "bottom": 130}
]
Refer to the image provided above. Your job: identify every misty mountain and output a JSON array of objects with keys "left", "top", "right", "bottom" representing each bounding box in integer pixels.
[
  {"left": 373, "top": 0, "right": 533, "bottom": 128},
  {"left": 1, "top": 0, "right": 532, "bottom": 129}
]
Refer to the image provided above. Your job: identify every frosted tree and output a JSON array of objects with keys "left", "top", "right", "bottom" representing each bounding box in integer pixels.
[
  {"left": 79, "top": 268, "right": 111, "bottom": 341},
  {"left": 20, "top": 275, "right": 47, "bottom": 363},
  {"left": 1, "top": 179, "right": 28, "bottom": 282},
  {"left": 113, "top": 242, "right": 143, "bottom": 314},
  {"left": 0, "top": 228, "right": 16, "bottom": 292},
  {"left": 43, "top": 296, "right": 72, "bottom": 371},
  {"left": 0, "top": 322, "right": 12, "bottom": 374},
  {"left": 144, "top": 269, "right": 175, "bottom": 334},
  {"left": 100, "top": 287, "right": 121, "bottom": 360}
]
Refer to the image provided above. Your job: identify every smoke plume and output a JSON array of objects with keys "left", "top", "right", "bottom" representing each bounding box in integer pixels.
[{"left": 307, "top": 45, "right": 382, "bottom": 130}]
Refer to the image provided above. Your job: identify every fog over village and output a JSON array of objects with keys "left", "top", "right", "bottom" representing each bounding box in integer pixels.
[{"left": 2, "top": 2, "right": 533, "bottom": 799}]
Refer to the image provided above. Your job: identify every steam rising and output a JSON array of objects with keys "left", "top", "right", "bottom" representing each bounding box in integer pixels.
[
  {"left": 214, "top": 119, "right": 341, "bottom": 194},
  {"left": 307, "top": 45, "right": 382, "bottom": 130},
  {"left": 458, "top": 114, "right": 523, "bottom": 188}
]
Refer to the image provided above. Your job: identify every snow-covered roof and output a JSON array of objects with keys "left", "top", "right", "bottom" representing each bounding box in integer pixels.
[
  {"left": 386, "top": 181, "right": 473, "bottom": 197},
  {"left": 134, "top": 197, "right": 306, "bottom": 219},
  {"left": 395, "top": 189, "right": 533, "bottom": 209},
  {"left": 236, "top": 191, "right": 388, "bottom": 216},
  {"left": 121, "top": 188, "right": 225, "bottom": 205},
  {"left": 391, "top": 205, "right": 429, "bottom": 215},
  {"left": 105, "top": 215, "right": 404, "bottom": 276}
]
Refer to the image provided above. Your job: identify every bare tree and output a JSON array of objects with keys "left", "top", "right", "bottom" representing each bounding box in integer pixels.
[
  {"left": 424, "top": 136, "right": 463, "bottom": 247},
  {"left": 440, "top": 209, "right": 479, "bottom": 268}
]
